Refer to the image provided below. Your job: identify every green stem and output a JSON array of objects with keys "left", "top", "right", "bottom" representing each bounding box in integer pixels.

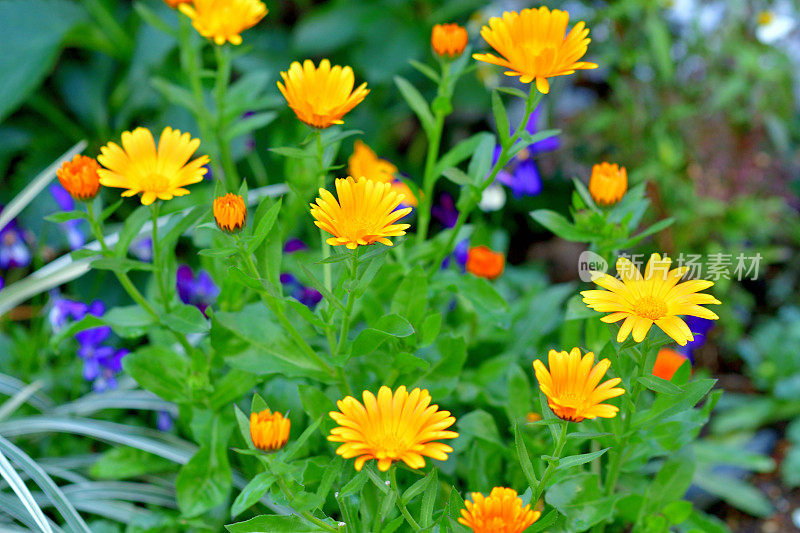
[
  {"left": 273, "top": 472, "right": 338, "bottom": 532},
  {"left": 533, "top": 420, "right": 569, "bottom": 502},
  {"left": 335, "top": 250, "right": 359, "bottom": 358},
  {"left": 150, "top": 204, "right": 171, "bottom": 311},
  {"left": 214, "top": 45, "right": 239, "bottom": 192},
  {"left": 416, "top": 62, "right": 451, "bottom": 244},
  {"left": 390, "top": 466, "right": 421, "bottom": 531},
  {"left": 429, "top": 88, "right": 542, "bottom": 276},
  {"left": 315, "top": 131, "right": 333, "bottom": 293},
  {"left": 82, "top": 0, "right": 132, "bottom": 56}
]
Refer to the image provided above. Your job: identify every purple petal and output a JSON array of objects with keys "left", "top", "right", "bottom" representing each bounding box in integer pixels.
[
  {"left": 83, "top": 358, "right": 101, "bottom": 381},
  {"left": 298, "top": 286, "right": 323, "bottom": 309},
  {"left": 454, "top": 239, "right": 470, "bottom": 268},
  {"left": 176, "top": 265, "right": 194, "bottom": 305},
  {"left": 157, "top": 411, "right": 174, "bottom": 432},
  {"left": 88, "top": 300, "right": 105, "bottom": 317},
  {"left": 194, "top": 270, "right": 219, "bottom": 301},
  {"left": 508, "top": 160, "right": 543, "bottom": 198},
  {"left": 432, "top": 193, "right": 459, "bottom": 229},
  {"left": 280, "top": 273, "right": 297, "bottom": 285},
  {"left": 75, "top": 326, "right": 111, "bottom": 347},
  {"left": 130, "top": 237, "right": 153, "bottom": 262},
  {"left": 284, "top": 238, "right": 308, "bottom": 254},
  {"left": 49, "top": 184, "right": 75, "bottom": 211}
]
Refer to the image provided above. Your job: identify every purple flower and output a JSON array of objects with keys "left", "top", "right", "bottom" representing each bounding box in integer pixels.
[
  {"left": 0, "top": 209, "right": 31, "bottom": 269},
  {"left": 176, "top": 264, "right": 219, "bottom": 316},
  {"left": 0, "top": 276, "right": 4, "bottom": 291},
  {"left": 80, "top": 344, "right": 128, "bottom": 392},
  {"left": 157, "top": 411, "right": 174, "bottom": 432},
  {"left": 493, "top": 106, "right": 559, "bottom": 198},
  {"left": 280, "top": 273, "right": 296, "bottom": 285},
  {"left": 49, "top": 184, "right": 85, "bottom": 250},
  {"left": 432, "top": 193, "right": 458, "bottom": 229},
  {"left": 680, "top": 316, "right": 716, "bottom": 363},
  {"left": 283, "top": 238, "right": 308, "bottom": 254},
  {"left": 441, "top": 239, "right": 470, "bottom": 271},
  {"left": 280, "top": 273, "right": 322, "bottom": 309},
  {"left": 130, "top": 237, "right": 153, "bottom": 262},
  {"left": 49, "top": 296, "right": 104, "bottom": 332}
]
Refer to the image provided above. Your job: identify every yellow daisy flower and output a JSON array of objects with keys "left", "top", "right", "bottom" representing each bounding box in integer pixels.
[
  {"left": 348, "top": 140, "right": 397, "bottom": 184},
  {"left": 97, "top": 127, "right": 209, "bottom": 206},
  {"left": 179, "top": 0, "right": 267, "bottom": 46},
  {"left": 250, "top": 409, "right": 290, "bottom": 452},
  {"left": 589, "top": 162, "right": 627, "bottom": 206},
  {"left": 327, "top": 385, "right": 458, "bottom": 472},
  {"left": 458, "top": 487, "right": 541, "bottom": 533},
  {"left": 533, "top": 347, "right": 625, "bottom": 423},
  {"left": 278, "top": 59, "right": 369, "bottom": 129},
  {"left": 309, "top": 177, "right": 411, "bottom": 250},
  {"left": 581, "top": 254, "right": 721, "bottom": 346},
  {"left": 472, "top": 7, "right": 598, "bottom": 94}
]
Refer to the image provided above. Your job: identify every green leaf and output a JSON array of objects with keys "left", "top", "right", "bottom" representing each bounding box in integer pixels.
[
  {"left": 225, "top": 111, "right": 277, "bottom": 142},
  {"left": 210, "top": 370, "right": 260, "bottom": 411},
  {"left": 530, "top": 209, "right": 595, "bottom": 242},
  {"left": 115, "top": 205, "right": 150, "bottom": 258},
  {"left": 226, "top": 515, "right": 327, "bottom": 532},
  {"left": 514, "top": 424, "right": 538, "bottom": 489},
  {"left": 247, "top": 198, "right": 282, "bottom": 253},
  {"left": 198, "top": 247, "right": 238, "bottom": 258},
  {"left": 546, "top": 472, "right": 619, "bottom": 531},
  {"left": 441, "top": 167, "right": 471, "bottom": 186},
  {"left": 102, "top": 305, "right": 155, "bottom": 337},
  {"left": 230, "top": 471, "right": 276, "bottom": 518},
  {"left": 176, "top": 416, "right": 232, "bottom": 517},
  {"left": 269, "top": 146, "right": 314, "bottom": 159},
  {"left": 394, "top": 75, "right": 435, "bottom": 136},
  {"left": 0, "top": 0, "right": 86, "bottom": 122},
  {"left": 556, "top": 448, "right": 610, "bottom": 470},
  {"left": 467, "top": 133, "right": 497, "bottom": 184},
  {"left": 402, "top": 468, "right": 437, "bottom": 504},
  {"left": 495, "top": 86, "right": 528, "bottom": 99},
  {"left": 408, "top": 59, "right": 439, "bottom": 83},
  {"left": 151, "top": 77, "right": 200, "bottom": 115},
  {"left": 693, "top": 471, "right": 773, "bottom": 517},
  {"left": 133, "top": 2, "right": 177, "bottom": 37},
  {"left": 636, "top": 375, "right": 683, "bottom": 395},
  {"left": 457, "top": 410, "right": 503, "bottom": 447},
  {"left": 419, "top": 467, "right": 438, "bottom": 527},
  {"left": 163, "top": 304, "right": 208, "bottom": 335},
  {"left": 123, "top": 346, "right": 191, "bottom": 403},
  {"left": 491, "top": 90, "right": 510, "bottom": 146},
  {"left": 90, "top": 446, "right": 173, "bottom": 480},
  {"left": 282, "top": 416, "right": 323, "bottom": 462},
  {"left": 44, "top": 211, "right": 86, "bottom": 223},
  {"left": 414, "top": 334, "right": 467, "bottom": 397},
  {"left": 433, "top": 132, "right": 494, "bottom": 178},
  {"left": 91, "top": 256, "right": 154, "bottom": 273}
]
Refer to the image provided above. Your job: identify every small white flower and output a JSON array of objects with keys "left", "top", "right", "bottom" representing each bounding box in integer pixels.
[
  {"left": 756, "top": 10, "right": 795, "bottom": 44},
  {"left": 334, "top": 491, "right": 339, "bottom": 498},
  {"left": 479, "top": 182, "right": 506, "bottom": 212},
  {"left": 384, "top": 480, "right": 391, "bottom": 486}
]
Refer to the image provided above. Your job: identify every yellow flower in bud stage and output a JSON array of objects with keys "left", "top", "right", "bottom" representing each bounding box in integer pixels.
[
  {"left": 56, "top": 155, "right": 101, "bottom": 201},
  {"left": 309, "top": 177, "right": 411, "bottom": 250},
  {"left": 432, "top": 23, "right": 469, "bottom": 57},
  {"left": 97, "top": 127, "right": 209, "bottom": 206},
  {"left": 581, "top": 254, "right": 721, "bottom": 346},
  {"left": 278, "top": 59, "right": 369, "bottom": 129},
  {"left": 533, "top": 347, "right": 625, "bottom": 423},
  {"left": 348, "top": 140, "right": 397, "bottom": 184},
  {"left": 328, "top": 385, "right": 458, "bottom": 472},
  {"left": 213, "top": 193, "right": 247, "bottom": 233},
  {"left": 472, "top": 7, "right": 598, "bottom": 94},
  {"left": 458, "top": 487, "right": 540, "bottom": 533},
  {"left": 589, "top": 162, "right": 627, "bottom": 206},
  {"left": 179, "top": 0, "right": 267, "bottom": 46},
  {"left": 250, "top": 409, "right": 290, "bottom": 451}
]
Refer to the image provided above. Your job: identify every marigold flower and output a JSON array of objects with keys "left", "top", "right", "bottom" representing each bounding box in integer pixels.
[
  {"left": 432, "top": 23, "right": 469, "bottom": 57},
  {"left": 179, "top": 0, "right": 267, "bottom": 46},
  {"left": 581, "top": 254, "right": 721, "bottom": 346},
  {"left": 348, "top": 140, "right": 397, "bottom": 184},
  {"left": 310, "top": 177, "right": 411, "bottom": 250},
  {"left": 534, "top": 347, "right": 625, "bottom": 422},
  {"left": 97, "top": 127, "right": 209, "bottom": 206},
  {"left": 466, "top": 246, "right": 505, "bottom": 280},
  {"left": 163, "top": 0, "right": 190, "bottom": 8},
  {"left": 213, "top": 193, "right": 247, "bottom": 233},
  {"left": 278, "top": 59, "right": 369, "bottom": 129},
  {"left": 472, "top": 7, "right": 598, "bottom": 94},
  {"left": 653, "top": 348, "right": 689, "bottom": 381},
  {"left": 525, "top": 412, "right": 542, "bottom": 423},
  {"left": 56, "top": 155, "right": 101, "bottom": 201},
  {"left": 250, "top": 409, "right": 290, "bottom": 451},
  {"left": 589, "top": 162, "right": 627, "bottom": 206},
  {"left": 391, "top": 180, "right": 418, "bottom": 208},
  {"left": 458, "top": 487, "right": 540, "bottom": 533},
  {"left": 327, "top": 385, "right": 458, "bottom": 471}
]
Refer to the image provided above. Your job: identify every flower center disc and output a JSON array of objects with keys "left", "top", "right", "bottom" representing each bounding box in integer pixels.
[
  {"left": 634, "top": 296, "right": 668, "bottom": 321},
  {"left": 142, "top": 173, "right": 170, "bottom": 193}
]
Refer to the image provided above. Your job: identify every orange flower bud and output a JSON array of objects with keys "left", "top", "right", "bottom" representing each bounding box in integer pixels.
[
  {"left": 431, "top": 23, "right": 468, "bottom": 58},
  {"left": 250, "top": 409, "right": 291, "bottom": 452},
  {"left": 213, "top": 193, "right": 247, "bottom": 233},
  {"left": 56, "top": 155, "right": 101, "bottom": 201},
  {"left": 653, "top": 348, "right": 689, "bottom": 382},
  {"left": 466, "top": 246, "right": 505, "bottom": 280},
  {"left": 589, "top": 162, "right": 627, "bottom": 206}
]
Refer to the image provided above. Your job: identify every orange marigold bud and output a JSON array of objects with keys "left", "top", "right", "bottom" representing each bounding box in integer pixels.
[
  {"left": 653, "top": 348, "right": 689, "bottom": 382},
  {"left": 466, "top": 246, "right": 505, "bottom": 280},
  {"left": 432, "top": 23, "right": 468, "bottom": 58},
  {"left": 56, "top": 155, "right": 101, "bottom": 201},
  {"left": 213, "top": 193, "right": 247, "bottom": 233},
  {"left": 588, "top": 162, "right": 627, "bottom": 206},
  {"left": 250, "top": 409, "right": 290, "bottom": 452}
]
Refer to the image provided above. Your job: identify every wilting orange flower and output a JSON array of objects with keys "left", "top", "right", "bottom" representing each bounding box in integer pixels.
[
  {"left": 473, "top": 7, "right": 598, "bottom": 94},
  {"left": 348, "top": 140, "right": 397, "bottom": 184},
  {"left": 458, "top": 487, "right": 540, "bottom": 533},
  {"left": 581, "top": 254, "right": 721, "bottom": 346},
  {"left": 466, "top": 246, "right": 505, "bottom": 280},
  {"left": 278, "top": 59, "right": 369, "bottom": 129},
  {"left": 56, "top": 155, "right": 101, "bottom": 201},
  {"left": 213, "top": 193, "right": 247, "bottom": 233},
  {"left": 310, "top": 177, "right": 411, "bottom": 250},
  {"left": 250, "top": 409, "right": 290, "bottom": 451},
  {"left": 653, "top": 348, "right": 690, "bottom": 381},
  {"left": 589, "top": 162, "right": 627, "bottom": 206},
  {"left": 179, "top": 0, "right": 267, "bottom": 45},
  {"left": 163, "top": 0, "right": 190, "bottom": 8},
  {"left": 432, "top": 23, "right": 469, "bottom": 57},
  {"left": 97, "top": 127, "right": 209, "bottom": 206},
  {"left": 328, "top": 385, "right": 458, "bottom": 472},
  {"left": 533, "top": 347, "right": 625, "bottom": 422}
]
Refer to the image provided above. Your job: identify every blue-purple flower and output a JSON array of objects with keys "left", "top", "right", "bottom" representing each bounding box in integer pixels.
[
  {"left": 49, "top": 295, "right": 104, "bottom": 332},
  {"left": 441, "top": 239, "right": 469, "bottom": 271},
  {"left": 432, "top": 193, "right": 459, "bottom": 229},
  {"left": 681, "top": 316, "right": 715, "bottom": 362},
  {"left": 494, "top": 107, "right": 559, "bottom": 198},
  {"left": 284, "top": 238, "right": 308, "bottom": 254},
  {"left": 50, "top": 184, "right": 85, "bottom": 250},
  {"left": 0, "top": 209, "right": 31, "bottom": 269},
  {"left": 280, "top": 273, "right": 322, "bottom": 309},
  {"left": 76, "top": 324, "right": 128, "bottom": 392},
  {"left": 130, "top": 237, "right": 153, "bottom": 262},
  {"left": 176, "top": 265, "right": 219, "bottom": 316}
]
